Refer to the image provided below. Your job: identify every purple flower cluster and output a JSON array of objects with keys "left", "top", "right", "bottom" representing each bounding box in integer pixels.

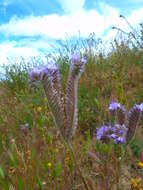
[
  {"left": 29, "top": 62, "right": 59, "bottom": 82},
  {"left": 96, "top": 101, "right": 143, "bottom": 144},
  {"left": 96, "top": 123, "right": 127, "bottom": 144}
]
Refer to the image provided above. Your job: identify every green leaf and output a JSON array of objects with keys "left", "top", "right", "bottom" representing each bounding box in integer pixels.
[
  {"left": 17, "top": 177, "right": 24, "bottom": 190},
  {"left": 55, "top": 162, "right": 62, "bottom": 178},
  {"left": 36, "top": 175, "right": 42, "bottom": 189},
  {"left": 0, "top": 166, "right": 5, "bottom": 179}
]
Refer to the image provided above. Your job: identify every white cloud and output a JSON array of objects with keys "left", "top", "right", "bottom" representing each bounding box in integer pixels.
[
  {"left": 56, "top": 0, "right": 85, "bottom": 14},
  {"left": 128, "top": 8, "right": 143, "bottom": 26},
  {"left": 0, "top": 5, "right": 120, "bottom": 39},
  {"left": 0, "top": 41, "right": 41, "bottom": 65},
  {"left": 0, "top": 2, "right": 143, "bottom": 64}
]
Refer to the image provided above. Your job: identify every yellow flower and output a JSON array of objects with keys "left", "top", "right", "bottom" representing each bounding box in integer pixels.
[
  {"left": 37, "top": 106, "right": 42, "bottom": 113},
  {"left": 47, "top": 162, "right": 52, "bottom": 168},
  {"left": 131, "top": 178, "right": 137, "bottom": 188},
  {"left": 138, "top": 161, "right": 143, "bottom": 168},
  {"left": 131, "top": 177, "right": 143, "bottom": 189}
]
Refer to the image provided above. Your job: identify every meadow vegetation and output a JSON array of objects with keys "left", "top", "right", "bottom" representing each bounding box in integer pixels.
[{"left": 0, "top": 19, "right": 143, "bottom": 189}]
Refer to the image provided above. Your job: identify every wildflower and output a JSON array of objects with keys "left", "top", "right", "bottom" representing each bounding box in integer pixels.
[
  {"left": 70, "top": 52, "right": 86, "bottom": 75},
  {"left": 47, "top": 162, "right": 52, "bottom": 168},
  {"left": 139, "top": 103, "right": 143, "bottom": 118},
  {"left": 37, "top": 106, "right": 42, "bottom": 113},
  {"left": 131, "top": 177, "right": 143, "bottom": 189},
  {"left": 109, "top": 102, "right": 120, "bottom": 111},
  {"left": 29, "top": 54, "right": 86, "bottom": 140},
  {"left": 29, "top": 67, "right": 42, "bottom": 80},
  {"left": 139, "top": 103, "right": 143, "bottom": 111},
  {"left": 131, "top": 178, "right": 138, "bottom": 188},
  {"left": 71, "top": 52, "right": 81, "bottom": 63},
  {"left": 138, "top": 161, "right": 143, "bottom": 168},
  {"left": 114, "top": 136, "right": 125, "bottom": 144},
  {"left": 96, "top": 125, "right": 111, "bottom": 140},
  {"left": 71, "top": 52, "right": 86, "bottom": 65},
  {"left": 29, "top": 62, "right": 58, "bottom": 84},
  {"left": 96, "top": 123, "right": 127, "bottom": 144}
]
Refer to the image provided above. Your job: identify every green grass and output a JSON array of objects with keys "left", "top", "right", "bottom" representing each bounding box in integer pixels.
[{"left": 0, "top": 34, "right": 143, "bottom": 189}]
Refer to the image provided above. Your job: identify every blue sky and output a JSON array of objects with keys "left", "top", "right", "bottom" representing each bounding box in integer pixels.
[{"left": 0, "top": 0, "right": 143, "bottom": 63}]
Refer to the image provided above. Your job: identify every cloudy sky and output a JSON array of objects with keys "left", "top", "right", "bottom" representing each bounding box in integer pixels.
[{"left": 0, "top": 0, "right": 143, "bottom": 63}]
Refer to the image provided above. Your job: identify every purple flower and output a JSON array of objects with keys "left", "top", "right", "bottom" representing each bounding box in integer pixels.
[
  {"left": 139, "top": 103, "right": 143, "bottom": 111},
  {"left": 29, "top": 67, "right": 42, "bottom": 80},
  {"left": 134, "top": 104, "right": 140, "bottom": 109},
  {"left": 118, "top": 130, "right": 124, "bottom": 135},
  {"left": 110, "top": 134, "right": 117, "bottom": 139},
  {"left": 96, "top": 123, "right": 127, "bottom": 144},
  {"left": 29, "top": 62, "right": 58, "bottom": 81},
  {"left": 96, "top": 125, "right": 109, "bottom": 140},
  {"left": 71, "top": 53, "right": 81, "bottom": 63},
  {"left": 70, "top": 53, "right": 87, "bottom": 76},
  {"left": 81, "top": 57, "right": 87, "bottom": 65},
  {"left": 114, "top": 137, "right": 125, "bottom": 144},
  {"left": 109, "top": 102, "right": 121, "bottom": 111},
  {"left": 71, "top": 53, "right": 86, "bottom": 65}
]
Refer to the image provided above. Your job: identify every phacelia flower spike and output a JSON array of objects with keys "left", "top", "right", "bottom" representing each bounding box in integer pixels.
[
  {"left": 126, "top": 104, "right": 140, "bottom": 142},
  {"left": 65, "top": 53, "right": 87, "bottom": 137},
  {"left": 96, "top": 102, "right": 142, "bottom": 144},
  {"left": 29, "top": 54, "right": 86, "bottom": 140}
]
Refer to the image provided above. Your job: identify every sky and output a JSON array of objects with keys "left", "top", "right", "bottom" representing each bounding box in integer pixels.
[{"left": 0, "top": 0, "right": 143, "bottom": 64}]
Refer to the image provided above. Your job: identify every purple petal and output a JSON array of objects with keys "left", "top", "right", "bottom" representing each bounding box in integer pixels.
[
  {"left": 109, "top": 102, "right": 121, "bottom": 111},
  {"left": 140, "top": 103, "right": 143, "bottom": 111},
  {"left": 71, "top": 53, "right": 81, "bottom": 63},
  {"left": 96, "top": 125, "right": 108, "bottom": 140},
  {"left": 110, "top": 134, "right": 117, "bottom": 139},
  {"left": 114, "top": 137, "right": 125, "bottom": 144},
  {"left": 29, "top": 62, "right": 58, "bottom": 81}
]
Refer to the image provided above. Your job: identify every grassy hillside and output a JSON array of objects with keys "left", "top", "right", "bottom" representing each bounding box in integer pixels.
[{"left": 0, "top": 33, "right": 143, "bottom": 189}]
